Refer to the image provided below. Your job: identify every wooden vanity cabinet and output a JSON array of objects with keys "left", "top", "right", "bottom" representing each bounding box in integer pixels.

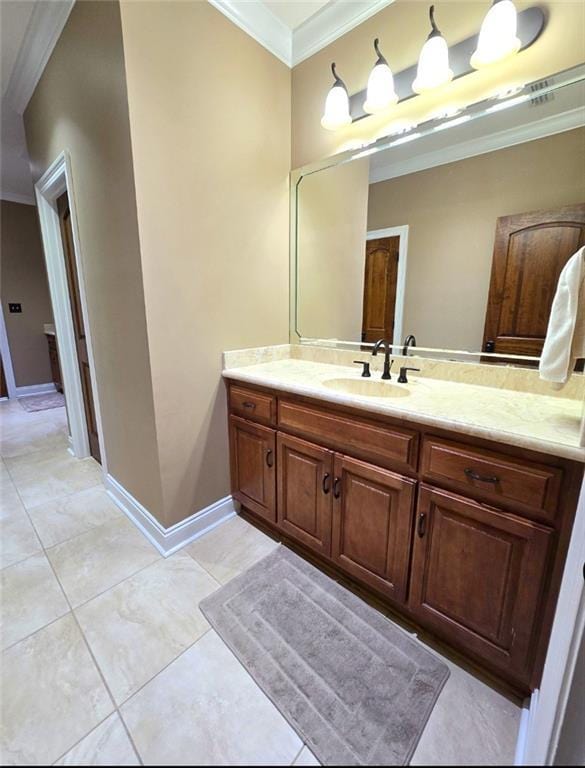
[
  {"left": 229, "top": 415, "right": 276, "bottom": 523},
  {"left": 409, "top": 485, "right": 553, "bottom": 683},
  {"left": 226, "top": 381, "right": 582, "bottom": 692}
]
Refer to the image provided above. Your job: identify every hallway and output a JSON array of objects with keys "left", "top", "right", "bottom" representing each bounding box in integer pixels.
[{"left": 0, "top": 398, "right": 520, "bottom": 765}]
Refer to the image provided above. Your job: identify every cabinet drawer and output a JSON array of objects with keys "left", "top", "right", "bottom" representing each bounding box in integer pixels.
[
  {"left": 229, "top": 385, "right": 276, "bottom": 425},
  {"left": 421, "top": 437, "right": 562, "bottom": 521},
  {"left": 278, "top": 400, "right": 417, "bottom": 473}
]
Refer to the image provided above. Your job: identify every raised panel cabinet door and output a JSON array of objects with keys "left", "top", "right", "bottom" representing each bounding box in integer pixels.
[
  {"left": 361, "top": 236, "right": 400, "bottom": 343},
  {"left": 410, "top": 485, "right": 553, "bottom": 685},
  {"left": 277, "top": 433, "right": 334, "bottom": 557},
  {"left": 229, "top": 415, "right": 276, "bottom": 523},
  {"left": 331, "top": 455, "right": 416, "bottom": 603}
]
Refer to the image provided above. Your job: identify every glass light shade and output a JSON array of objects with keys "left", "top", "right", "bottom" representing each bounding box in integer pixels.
[
  {"left": 363, "top": 63, "right": 398, "bottom": 114},
  {"left": 471, "top": 0, "right": 521, "bottom": 69},
  {"left": 412, "top": 35, "right": 453, "bottom": 93},
  {"left": 321, "top": 84, "right": 351, "bottom": 130}
]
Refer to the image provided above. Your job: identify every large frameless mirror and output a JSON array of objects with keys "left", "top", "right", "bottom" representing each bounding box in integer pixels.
[{"left": 292, "top": 64, "right": 585, "bottom": 366}]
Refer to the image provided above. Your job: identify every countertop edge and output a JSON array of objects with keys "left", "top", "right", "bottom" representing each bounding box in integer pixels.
[{"left": 222, "top": 369, "right": 585, "bottom": 464}]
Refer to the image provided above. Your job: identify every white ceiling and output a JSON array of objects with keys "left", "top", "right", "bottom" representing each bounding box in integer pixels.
[{"left": 263, "top": 1, "right": 331, "bottom": 31}]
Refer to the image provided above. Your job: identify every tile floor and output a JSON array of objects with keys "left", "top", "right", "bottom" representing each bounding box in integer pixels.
[{"left": 0, "top": 397, "right": 522, "bottom": 765}]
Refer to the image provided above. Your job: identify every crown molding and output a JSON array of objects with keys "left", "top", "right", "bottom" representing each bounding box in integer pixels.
[
  {"left": 293, "top": 0, "right": 395, "bottom": 66},
  {"left": 0, "top": 190, "right": 36, "bottom": 206},
  {"left": 207, "top": 1, "right": 396, "bottom": 68},
  {"left": 208, "top": 0, "right": 292, "bottom": 65},
  {"left": 4, "top": 0, "right": 74, "bottom": 115},
  {"left": 369, "top": 107, "right": 585, "bottom": 184}
]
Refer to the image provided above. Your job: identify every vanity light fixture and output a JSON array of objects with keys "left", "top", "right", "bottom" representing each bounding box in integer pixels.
[
  {"left": 471, "top": 0, "right": 521, "bottom": 69},
  {"left": 321, "top": 63, "right": 352, "bottom": 130},
  {"left": 412, "top": 6, "right": 453, "bottom": 93},
  {"left": 363, "top": 39, "right": 398, "bottom": 114}
]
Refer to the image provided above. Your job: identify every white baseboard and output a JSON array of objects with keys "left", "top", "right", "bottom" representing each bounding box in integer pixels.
[
  {"left": 515, "top": 690, "right": 539, "bottom": 766},
  {"left": 16, "top": 382, "right": 57, "bottom": 397},
  {"left": 105, "top": 473, "right": 236, "bottom": 557}
]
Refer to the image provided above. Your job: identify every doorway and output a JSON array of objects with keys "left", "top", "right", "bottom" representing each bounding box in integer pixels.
[
  {"left": 363, "top": 226, "right": 409, "bottom": 347},
  {"left": 35, "top": 151, "right": 104, "bottom": 466}
]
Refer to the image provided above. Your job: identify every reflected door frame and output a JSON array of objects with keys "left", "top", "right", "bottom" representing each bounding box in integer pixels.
[
  {"left": 35, "top": 151, "right": 106, "bottom": 470},
  {"left": 366, "top": 226, "right": 409, "bottom": 347}
]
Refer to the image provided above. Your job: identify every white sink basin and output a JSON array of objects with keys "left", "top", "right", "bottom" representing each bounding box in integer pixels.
[{"left": 323, "top": 378, "right": 411, "bottom": 398}]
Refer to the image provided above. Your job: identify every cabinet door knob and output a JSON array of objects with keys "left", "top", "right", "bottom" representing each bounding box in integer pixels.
[
  {"left": 464, "top": 468, "right": 499, "bottom": 484},
  {"left": 333, "top": 477, "right": 341, "bottom": 499},
  {"left": 417, "top": 512, "right": 427, "bottom": 538},
  {"left": 322, "top": 473, "right": 331, "bottom": 494},
  {"left": 266, "top": 449, "right": 273, "bottom": 468}
]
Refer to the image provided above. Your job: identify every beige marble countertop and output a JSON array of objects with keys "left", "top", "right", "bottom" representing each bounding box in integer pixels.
[{"left": 223, "top": 358, "right": 585, "bottom": 462}]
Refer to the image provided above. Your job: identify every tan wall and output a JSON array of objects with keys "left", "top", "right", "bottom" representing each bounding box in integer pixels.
[
  {"left": 368, "top": 128, "right": 585, "bottom": 351},
  {"left": 292, "top": 0, "right": 585, "bottom": 168},
  {"left": 24, "top": 0, "right": 164, "bottom": 518},
  {"left": 0, "top": 200, "right": 53, "bottom": 387},
  {"left": 297, "top": 158, "right": 369, "bottom": 340},
  {"left": 119, "top": 1, "right": 291, "bottom": 525}
]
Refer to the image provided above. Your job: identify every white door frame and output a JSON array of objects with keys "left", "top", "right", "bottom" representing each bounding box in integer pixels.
[
  {"left": 517, "top": 478, "right": 585, "bottom": 765},
  {"left": 366, "top": 225, "right": 409, "bottom": 349},
  {"left": 0, "top": 307, "right": 17, "bottom": 399},
  {"left": 35, "top": 151, "right": 106, "bottom": 468}
]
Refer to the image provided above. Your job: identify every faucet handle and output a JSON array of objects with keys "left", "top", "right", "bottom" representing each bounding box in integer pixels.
[
  {"left": 353, "top": 360, "right": 371, "bottom": 378},
  {"left": 398, "top": 366, "right": 420, "bottom": 384}
]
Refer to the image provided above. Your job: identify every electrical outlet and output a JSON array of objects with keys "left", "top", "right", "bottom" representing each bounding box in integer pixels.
[{"left": 8, "top": 303, "right": 22, "bottom": 313}]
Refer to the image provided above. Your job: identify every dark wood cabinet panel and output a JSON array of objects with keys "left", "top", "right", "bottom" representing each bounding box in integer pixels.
[
  {"left": 409, "top": 485, "right": 553, "bottom": 683},
  {"left": 229, "top": 415, "right": 276, "bottom": 523},
  {"left": 229, "top": 385, "right": 276, "bottom": 425},
  {"left": 421, "top": 437, "right": 562, "bottom": 522},
  {"left": 46, "top": 334, "right": 63, "bottom": 394},
  {"left": 277, "top": 433, "right": 333, "bottom": 557},
  {"left": 278, "top": 399, "right": 418, "bottom": 473},
  {"left": 332, "top": 455, "right": 416, "bottom": 604}
]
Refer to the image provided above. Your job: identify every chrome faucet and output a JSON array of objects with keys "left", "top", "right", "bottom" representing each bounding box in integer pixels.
[
  {"left": 372, "top": 338, "right": 394, "bottom": 380},
  {"left": 402, "top": 334, "right": 417, "bottom": 356}
]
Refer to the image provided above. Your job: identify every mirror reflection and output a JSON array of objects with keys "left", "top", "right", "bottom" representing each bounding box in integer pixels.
[{"left": 296, "top": 74, "right": 585, "bottom": 362}]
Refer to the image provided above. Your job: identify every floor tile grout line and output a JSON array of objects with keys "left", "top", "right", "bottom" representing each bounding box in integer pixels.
[{"left": 290, "top": 742, "right": 307, "bottom": 765}]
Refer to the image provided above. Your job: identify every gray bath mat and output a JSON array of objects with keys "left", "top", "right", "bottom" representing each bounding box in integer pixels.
[
  {"left": 200, "top": 545, "right": 449, "bottom": 766},
  {"left": 19, "top": 392, "right": 65, "bottom": 412}
]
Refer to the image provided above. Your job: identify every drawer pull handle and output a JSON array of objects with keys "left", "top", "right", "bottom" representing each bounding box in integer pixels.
[
  {"left": 322, "top": 473, "right": 331, "bottom": 495},
  {"left": 464, "top": 468, "right": 499, "bottom": 484},
  {"left": 333, "top": 477, "right": 341, "bottom": 499},
  {"left": 242, "top": 401, "right": 256, "bottom": 410},
  {"left": 266, "top": 449, "right": 273, "bottom": 468},
  {"left": 418, "top": 512, "right": 427, "bottom": 538}
]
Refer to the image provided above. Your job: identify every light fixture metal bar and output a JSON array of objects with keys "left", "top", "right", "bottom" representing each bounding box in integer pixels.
[{"left": 348, "top": 5, "right": 545, "bottom": 122}]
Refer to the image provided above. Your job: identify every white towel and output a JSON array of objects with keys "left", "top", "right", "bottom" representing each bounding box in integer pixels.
[{"left": 539, "top": 246, "right": 585, "bottom": 389}]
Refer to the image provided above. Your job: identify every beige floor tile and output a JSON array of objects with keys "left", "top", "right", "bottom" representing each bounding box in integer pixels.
[
  {"left": 410, "top": 657, "right": 520, "bottom": 766},
  {"left": 121, "top": 630, "right": 302, "bottom": 765},
  {"left": 28, "top": 486, "right": 120, "bottom": 548},
  {"left": 293, "top": 746, "right": 320, "bottom": 765},
  {"left": 0, "top": 507, "right": 43, "bottom": 569},
  {"left": 0, "top": 477, "right": 25, "bottom": 520},
  {"left": 0, "top": 413, "right": 68, "bottom": 459},
  {"left": 47, "top": 517, "right": 160, "bottom": 608},
  {"left": 0, "top": 552, "right": 69, "bottom": 650},
  {"left": 54, "top": 713, "right": 139, "bottom": 766},
  {"left": 77, "top": 553, "right": 219, "bottom": 704},
  {"left": 0, "top": 614, "right": 114, "bottom": 765},
  {"left": 187, "top": 514, "right": 279, "bottom": 584}
]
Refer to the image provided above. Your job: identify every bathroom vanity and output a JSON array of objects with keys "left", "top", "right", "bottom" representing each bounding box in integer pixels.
[{"left": 223, "top": 350, "right": 584, "bottom": 695}]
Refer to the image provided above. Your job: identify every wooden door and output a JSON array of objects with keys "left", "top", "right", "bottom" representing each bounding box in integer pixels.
[
  {"left": 410, "top": 485, "right": 553, "bottom": 684},
  {"left": 57, "top": 192, "right": 100, "bottom": 462},
  {"left": 229, "top": 415, "right": 276, "bottom": 523},
  {"left": 331, "top": 454, "right": 415, "bottom": 603},
  {"left": 361, "top": 236, "right": 399, "bottom": 343},
  {"left": 277, "top": 433, "right": 333, "bottom": 557},
  {"left": 0, "top": 356, "right": 7, "bottom": 398},
  {"left": 482, "top": 204, "right": 585, "bottom": 357}
]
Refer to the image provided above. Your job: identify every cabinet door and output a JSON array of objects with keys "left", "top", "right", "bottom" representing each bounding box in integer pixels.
[
  {"left": 410, "top": 485, "right": 553, "bottom": 684},
  {"left": 229, "top": 415, "right": 276, "bottom": 523},
  {"left": 277, "top": 433, "right": 333, "bottom": 557},
  {"left": 331, "top": 455, "right": 416, "bottom": 603}
]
